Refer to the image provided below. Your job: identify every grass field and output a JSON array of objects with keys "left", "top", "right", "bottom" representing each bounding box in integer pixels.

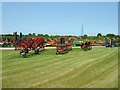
[{"left": 2, "top": 47, "right": 118, "bottom": 88}]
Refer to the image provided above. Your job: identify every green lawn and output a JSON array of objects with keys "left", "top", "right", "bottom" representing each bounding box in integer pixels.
[{"left": 2, "top": 47, "right": 118, "bottom": 88}]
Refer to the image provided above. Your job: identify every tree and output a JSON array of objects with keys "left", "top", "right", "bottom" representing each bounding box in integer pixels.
[
  {"left": 97, "top": 33, "right": 102, "bottom": 37},
  {"left": 28, "top": 33, "right": 32, "bottom": 36},
  {"left": 82, "top": 34, "right": 88, "bottom": 39},
  {"left": 106, "top": 34, "right": 115, "bottom": 38},
  {"left": 44, "top": 34, "right": 49, "bottom": 38},
  {"left": 38, "top": 34, "right": 43, "bottom": 37},
  {"left": 33, "top": 33, "right": 36, "bottom": 36}
]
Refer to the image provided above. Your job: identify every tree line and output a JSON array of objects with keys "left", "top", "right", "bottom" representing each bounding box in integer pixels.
[{"left": 1, "top": 33, "right": 120, "bottom": 40}]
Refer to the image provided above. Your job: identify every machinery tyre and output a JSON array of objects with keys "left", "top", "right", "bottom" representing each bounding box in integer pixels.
[
  {"left": 35, "top": 49, "right": 39, "bottom": 54},
  {"left": 20, "top": 51, "right": 26, "bottom": 57},
  {"left": 89, "top": 47, "right": 92, "bottom": 50},
  {"left": 56, "top": 51, "right": 59, "bottom": 55}
]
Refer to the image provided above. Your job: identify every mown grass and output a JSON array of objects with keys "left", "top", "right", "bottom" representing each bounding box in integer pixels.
[{"left": 2, "top": 47, "right": 118, "bottom": 88}]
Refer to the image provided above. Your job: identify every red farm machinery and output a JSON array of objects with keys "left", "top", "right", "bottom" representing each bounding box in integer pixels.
[
  {"left": 13, "top": 32, "right": 46, "bottom": 57},
  {"left": 54, "top": 37, "right": 74, "bottom": 55},
  {"left": 81, "top": 41, "right": 92, "bottom": 51}
]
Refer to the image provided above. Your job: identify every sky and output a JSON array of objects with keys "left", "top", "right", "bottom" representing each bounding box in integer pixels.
[{"left": 2, "top": 2, "right": 118, "bottom": 36}]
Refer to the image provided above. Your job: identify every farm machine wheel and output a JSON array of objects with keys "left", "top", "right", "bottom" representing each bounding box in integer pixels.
[
  {"left": 56, "top": 51, "right": 60, "bottom": 55},
  {"left": 20, "top": 51, "right": 26, "bottom": 57},
  {"left": 34, "top": 48, "right": 39, "bottom": 54},
  {"left": 88, "top": 46, "right": 92, "bottom": 50}
]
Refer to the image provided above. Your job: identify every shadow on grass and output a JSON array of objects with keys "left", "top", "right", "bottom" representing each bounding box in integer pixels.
[{"left": 21, "top": 50, "right": 45, "bottom": 58}]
